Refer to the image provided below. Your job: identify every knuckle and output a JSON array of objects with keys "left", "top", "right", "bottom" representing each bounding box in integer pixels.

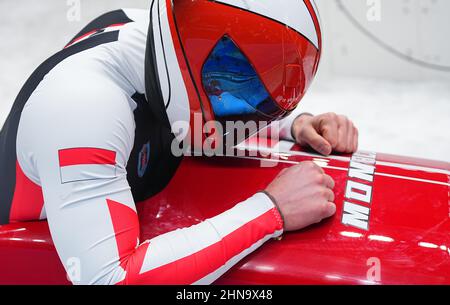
[
  {"left": 329, "top": 137, "right": 338, "bottom": 147},
  {"left": 302, "top": 161, "right": 316, "bottom": 169},
  {"left": 316, "top": 187, "right": 327, "bottom": 197},
  {"left": 340, "top": 145, "right": 347, "bottom": 153},
  {"left": 295, "top": 164, "right": 305, "bottom": 173},
  {"left": 320, "top": 202, "right": 330, "bottom": 218},
  {"left": 281, "top": 166, "right": 298, "bottom": 178},
  {"left": 315, "top": 174, "right": 325, "bottom": 185},
  {"left": 328, "top": 189, "right": 335, "bottom": 201},
  {"left": 329, "top": 176, "right": 336, "bottom": 188},
  {"left": 336, "top": 142, "right": 346, "bottom": 151},
  {"left": 311, "top": 163, "right": 323, "bottom": 173},
  {"left": 285, "top": 167, "right": 298, "bottom": 176},
  {"left": 326, "top": 112, "right": 337, "bottom": 120}
]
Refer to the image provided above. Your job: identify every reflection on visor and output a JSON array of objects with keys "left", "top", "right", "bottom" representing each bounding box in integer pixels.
[{"left": 202, "top": 36, "right": 284, "bottom": 122}]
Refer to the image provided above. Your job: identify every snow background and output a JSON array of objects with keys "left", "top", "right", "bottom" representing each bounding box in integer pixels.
[{"left": 0, "top": 0, "right": 449, "bottom": 162}]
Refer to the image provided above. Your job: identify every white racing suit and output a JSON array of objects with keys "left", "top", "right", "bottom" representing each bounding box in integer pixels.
[{"left": 0, "top": 8, "right": 299, "bottom": 285}]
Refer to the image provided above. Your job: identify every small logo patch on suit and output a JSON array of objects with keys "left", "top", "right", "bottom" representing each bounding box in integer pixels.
[
  {"left": 137, "top": 142, "right": 150, "bottom": 178},
  {"left": 58, "top": 147, "right": 117, "bottom": 184}
]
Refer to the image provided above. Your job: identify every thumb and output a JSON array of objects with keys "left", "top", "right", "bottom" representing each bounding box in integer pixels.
[{"left": 303, "top": 127, "right": 332, "bottom": 155}]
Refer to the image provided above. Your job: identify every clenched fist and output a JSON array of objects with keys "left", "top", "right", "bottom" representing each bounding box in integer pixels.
[
  {"left": 265, "top": 161, "right": 336, "bottom": 232},
  {"left": 292, "top": 113, "right": 359, "bottom": 156}
]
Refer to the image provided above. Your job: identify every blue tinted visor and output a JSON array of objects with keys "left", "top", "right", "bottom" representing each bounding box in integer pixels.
[{"left": 201, "top": 36, "right": 286, "bottom": 125}]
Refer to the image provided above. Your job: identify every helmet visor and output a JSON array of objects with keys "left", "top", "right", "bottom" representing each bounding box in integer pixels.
[{"left": 201, "top": 36, "right": 287, "bottom": 127}]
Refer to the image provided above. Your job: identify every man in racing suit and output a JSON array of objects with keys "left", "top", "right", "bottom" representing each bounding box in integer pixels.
[{"left": 0, "top": 3, "right": 358, "bottom": 285}]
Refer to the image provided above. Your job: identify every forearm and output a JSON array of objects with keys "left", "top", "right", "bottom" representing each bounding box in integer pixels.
[{"left": 124, "top": 192, "right": 284, "bottom": 285}]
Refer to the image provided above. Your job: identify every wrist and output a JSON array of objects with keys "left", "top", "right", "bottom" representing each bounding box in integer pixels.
[
  {"left": 259, "top": 190, "right": 285, "bottom": 234},
  {"left": 291, "top": 112, "right": 314, "bottom": 141}
]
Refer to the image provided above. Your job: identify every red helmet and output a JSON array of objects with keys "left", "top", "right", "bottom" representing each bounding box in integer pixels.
[{"left": 149, "top": 0, "right": 321, "bottom": 148}]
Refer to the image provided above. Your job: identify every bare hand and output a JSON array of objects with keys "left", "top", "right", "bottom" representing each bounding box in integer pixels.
[
  {"left": 265, "top": 161, "right": 336, "bottom": 232},
  {"left": 292, "top": 113, "right": 359, "bottom": 155}
]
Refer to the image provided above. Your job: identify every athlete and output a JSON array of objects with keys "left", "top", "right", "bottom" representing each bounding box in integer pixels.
[{"left": 0, "top": 1, "right": 358, "bottom": 284}]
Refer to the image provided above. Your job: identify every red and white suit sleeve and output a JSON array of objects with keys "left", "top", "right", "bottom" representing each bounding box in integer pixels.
[{"left": 16, "top": 58, "right": 283, "bottom": 285}]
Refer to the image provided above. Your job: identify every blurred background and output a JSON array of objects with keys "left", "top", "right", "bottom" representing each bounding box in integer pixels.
[{"left": 0, "top": 0, "right": 449, "bottom": 161}]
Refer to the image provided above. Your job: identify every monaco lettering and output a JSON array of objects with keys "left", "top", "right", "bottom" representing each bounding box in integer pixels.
[
  {"left": 342, "top": 202, "right": 370, "bottom": 230},
  {"left": 342, "top": 151, "right": 377, "bottom": 230}
]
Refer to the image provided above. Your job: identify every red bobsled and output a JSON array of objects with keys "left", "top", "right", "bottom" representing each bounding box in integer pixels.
[{"left": 0, "top": 138, "right": 449, "bottom": 285}]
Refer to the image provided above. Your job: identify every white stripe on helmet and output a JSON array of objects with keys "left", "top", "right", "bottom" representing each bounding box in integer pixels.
[{"left": 214, "top": 0, "right": 319, "bottom": 49}]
